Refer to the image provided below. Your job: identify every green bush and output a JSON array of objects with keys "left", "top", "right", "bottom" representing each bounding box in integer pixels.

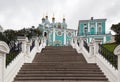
[{"left": 103, "top": 43, "right": 119, "bottom": 52}]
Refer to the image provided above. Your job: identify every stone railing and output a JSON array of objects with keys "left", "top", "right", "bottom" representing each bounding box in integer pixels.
[
  {"left": 0, "top": 36, "right": 46, "bottom": 82},
  {"left": 71, "top": 37, "right": 120, "bottom": 82}
]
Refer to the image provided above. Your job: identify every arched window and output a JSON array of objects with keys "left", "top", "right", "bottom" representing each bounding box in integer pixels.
[
  {"left": 97, "top": 22, "right": 102, "bottom": 34},
  {"left": 44, "top": 32, "right": 47, "bottom": 37}
]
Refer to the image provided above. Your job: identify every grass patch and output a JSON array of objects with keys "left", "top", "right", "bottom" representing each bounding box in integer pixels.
[{"left": 102, "top": 42, "right": 119, "bottom": 52}]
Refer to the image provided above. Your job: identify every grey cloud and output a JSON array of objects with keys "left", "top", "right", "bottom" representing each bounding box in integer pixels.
[
  {"left": 0, "top": 0, "right": 120, "bottom": 31},
  {"left": 105, "top": 0, "right": 120, "bottom": 17}
]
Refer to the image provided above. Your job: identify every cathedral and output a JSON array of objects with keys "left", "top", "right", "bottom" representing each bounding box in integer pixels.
[{"left": 37, "top": 16, "right": 76, "bottom": 46}]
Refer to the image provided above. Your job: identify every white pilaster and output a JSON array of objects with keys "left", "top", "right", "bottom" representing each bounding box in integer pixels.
[
  {"left": 88, "top": 22, "right": 90, "bottom": 32},
  {"left": 0, "top": 41, "right": 10, "bottom": 82},
  {"left": 93, "top": 38, "right": 103, "bottom": 55},
  {"left": 96, "top": 22, "right": 97, "bottom": 34},
  {"left": 25, "top": 42, "right": 31, "bottom": 63},
  {"left": 64, "top": 30, "right": 66, "bottom": 45},
  {"left": 114, "top": 45, "right": 120, "bottom": 82},
  {"left": 17, "top": 37, "right": 28, "bottom": 62},
  {"left": 53, "top": 28, "right": 55, "bottom": 42},
  {"left": 26, "top": 42, "right": 30, "bottom": 56},
  {"left": 35, "top": 37, "right": 39, "bottom": 51},
  {"left": 104, "top": 36, "right": 106, "bottom": 43},
  {"left": 80, "top": 37, "right": 86, "bottom": 51},
  {"left": 89, "top": 42, "right": 94, "bottom": 57}
]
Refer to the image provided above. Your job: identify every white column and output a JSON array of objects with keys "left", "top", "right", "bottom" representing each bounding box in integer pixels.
[
  {"left": 26, "top": 42, "right": 30, "bottom": 56},
  {"left": 35, "top": 37, "right": 39, "bottom": 51},
  {"left": 96, "top": 22, "right": 97, "bottom": 34},
  {"left": 17, "top": 37, "right": 28, "bottom": 62},
  {"left": 64, "top": 30, "right": 66, "bottom": 45},
  {"left": 114, "top": 45, "right": 120, "bottom": 82},
  {"left": 93, "top": 38, "right": 102, "bottom": 55},
  {"left": 88, "top": 22, "right": 90, "bottom": 32},
  {"left": 25, "top": 42, "right": 31, "bottom": 63},
  {"left": 79, "top": 38, "right": 83, "bottom": 50},
  {"left": 70, "top": 38, "right": 73, "bottom": 47},
  {"left": 53, "top": 28, "right": 55, "bottom": 42},
  {"left": 104, "top": 36, "right": 106, "bottom": 43},
  {"left": 118, "top": 55, "right": 120, "bottom": 82},
  {"left": 79, "top": 37, "right": 86, "bottom": 50},
  {"left": 74, "top": 37, "right": 77, "bottom": 48},
  {"left": 0, "top": 41, "right": 10, "bottom": 82},
  {"left": 89, "top": 42, "right": 94, "bottom": 57}
]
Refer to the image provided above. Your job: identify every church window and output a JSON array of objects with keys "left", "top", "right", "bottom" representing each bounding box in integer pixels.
[
  {"left": 57, "top": 31, "right": 62, "bottom": 36},
  {"left": 84, "top": 24, "right": 87, "bottom": 26},
  {"left": 97, "top": 22, "right": 102, "bottom": 34},
  {"left": 68, "top": 32, "right": 71, "bottom": 37},
  {"left": 98, "top": 26, "right": 102, "bottom": 34},
  {"left": 90, "top": 22, "right": 95, "bottom": 27},
  {"left": 58, "top": 23, "right": 61, "bottom": 29}
]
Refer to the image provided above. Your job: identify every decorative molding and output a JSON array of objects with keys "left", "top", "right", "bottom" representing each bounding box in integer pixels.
[
  {"left": 114, "top": 45, "right": 120, "bottom": 55},
  {"left": 0, "top": 41, "right": 10, "bottom": 54}
]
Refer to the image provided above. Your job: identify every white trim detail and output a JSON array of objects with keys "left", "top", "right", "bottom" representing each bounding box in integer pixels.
[
  {"left": 64, "top": 30, "right": 66, "bottom": 45},
  {"left": 96, "top": 22, "right": 97, "bottom": 34},
  {"left": 88, "top": 22, "right": 90, "bottom": 32},
  {"left": 53, "top": 28, "right": 55, "bottom": 42}
]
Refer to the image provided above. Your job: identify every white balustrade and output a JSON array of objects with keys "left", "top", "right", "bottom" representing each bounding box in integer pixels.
[
  {"left": 0, "top": 36, "right": 46, "bottom": 82},
  {"left": 0, "top": 41, "right": 10, "bottom": 82},
  {"left": 114, "top": 45, "right": 120, "bottom": 82},
  {"left": 72, "top": 37, "right": 119, "bottom": 82}
]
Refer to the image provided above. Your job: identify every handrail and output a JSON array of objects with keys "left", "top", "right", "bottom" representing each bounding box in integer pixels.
[{"left": 98, "top": 44, "right": 118, "bottom": 69}]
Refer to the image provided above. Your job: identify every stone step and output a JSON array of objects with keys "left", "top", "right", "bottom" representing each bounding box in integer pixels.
[
  {"left": 14, "top": 46, "right": 108, "bottom": 82},
  {"left": 15, "top": 76, "right": 108, "bottom": 81},
  {"left": 19, "top": 69, "right": 101, "bottom": 71},
  {"left": 16, "top": 73, "right": 106, "bottom": 77},
  {"left": 33, "top": 53, "right": 87, "bottom": 63},
  {"left": 19, "top": 70, "right": 103, "bottom": 74},
  {"left": 21, "top": 63, "right": 98, "bottom": 69}
]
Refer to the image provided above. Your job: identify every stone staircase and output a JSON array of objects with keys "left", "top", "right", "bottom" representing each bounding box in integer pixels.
[{"left": 14, "top": 46, "right": 108, "bottom": 82}]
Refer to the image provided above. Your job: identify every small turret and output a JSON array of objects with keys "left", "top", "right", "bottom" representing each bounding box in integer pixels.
[
  {"left": 42, "top": 17, "right": 45, "bottom": 23},
  {"left": 63, "top": 18, "right": 66, "bottom": 23},
  {"left": 91, "top": 17, "right": 94, "bottom": 20},
  {"left": 52, "top": 17, "right": 55, "bottom": 23},
  {"left": 62, "top": 18, "right": 67, "bottom": 29},
  {"left": 45, "top": 16, "right": 48, "bottom": 19}
]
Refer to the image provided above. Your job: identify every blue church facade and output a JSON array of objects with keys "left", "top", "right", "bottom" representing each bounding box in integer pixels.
[
  {"left": 77, "top": 17, "right": 111, "bottom": 43},
  {"left": 37, "top": 16, "right": 76, "bottom": 46}
]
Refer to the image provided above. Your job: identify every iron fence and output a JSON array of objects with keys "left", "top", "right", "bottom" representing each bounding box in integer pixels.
[
  {"left": 30, "top": 40, "right": 35, "bottom": 51},
  {"left": 83, "top": 40, "right": 89, "bottom": 52},
  {"left": 99, "top": 44, "right": 118, "bottom": 69},
  {"left": 6, "top": 41, "right": 22, "bottom": 66}
]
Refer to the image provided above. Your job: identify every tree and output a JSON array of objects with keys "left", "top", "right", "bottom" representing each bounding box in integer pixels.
[
  {"left": 0, "top": 32, "right": 8, "bottom": 43},
  {"left": 111, "top": 23, "right": 120, "bottom": 43},
  {"left": 4, "top": 30, "right": 17, "bottom": 43}
]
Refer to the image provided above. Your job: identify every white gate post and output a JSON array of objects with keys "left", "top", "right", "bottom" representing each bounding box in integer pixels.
[
  {"left": 17, "top": 36, "right": 28, "bottom": 62},
  {"left": 93, "top": 38, "right": 103, "bottom": 55},
  {"left": 80, "top": 37, "right": 86, "bottom": 50},
  {"left": 114, "top": 45, "right": 120, "bottom": 82},
  {"left": 89, "top": 42, "right": 94, "bottom": 57},
  {"left": 0, "top": 41, "right": 10, "bottom": 82},
  {"left": 35, "top": 37, "right": 39, "bottom": 51}
]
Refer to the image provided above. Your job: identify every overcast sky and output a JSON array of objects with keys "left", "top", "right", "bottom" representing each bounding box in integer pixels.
[{"left": 0, "top": 0, "right": 120, "bottom": 33}]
